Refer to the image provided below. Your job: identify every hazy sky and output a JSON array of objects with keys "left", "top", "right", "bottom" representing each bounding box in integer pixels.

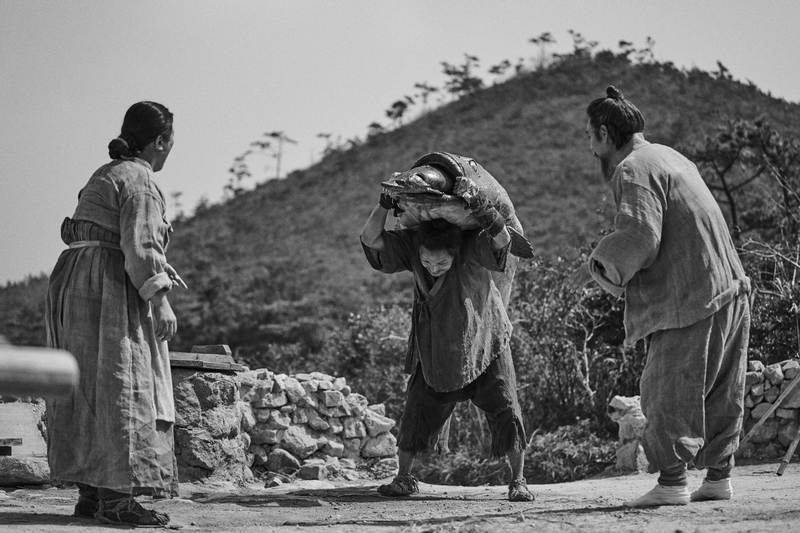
[{"left": 2, "top": 0, "right": 799, "bottom": 285}]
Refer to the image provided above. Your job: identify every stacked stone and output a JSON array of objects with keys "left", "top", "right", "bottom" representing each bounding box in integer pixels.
[
  {"left": 238, "top": 370, "right": 398, "bottom": 484},
  {"left": 737, "top": 359, "right": 800, "bottom": 461},
  {"left": 172, "top": 369, "right": 252, "bottom": 483},
  {"left": 608, "top": 395, "right": 649, "bottom": 472}
]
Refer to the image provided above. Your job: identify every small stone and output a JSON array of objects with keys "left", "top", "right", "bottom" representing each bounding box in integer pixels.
[
  {"left": 309, "top": 372, "right": 335, "bottom": 382},
  {"left": 367, "top": 404, "right": 386, "bottom": 416},
  {"left": 322, "top": 390, "right": 345, "bottom": 408},
  {"left": 343, "top": 438, "right": 362, "bottom": 459},
  {"left": 272, "top": 374, "right": 287, "bottom": 393},
  {"left": 294, "top": 373, "right": 313, "bottom": 381},
  {"left": 361, "top": 432, "right": 398, "bottom": 458},
  {"left": 292, "top": 409, "right": 309, "bottom": 425},
  {"left": 778, "top": 420, "right": 800, "bottom": 447},
  {"left": 264, "top": 477, "right": 284, "bottom": 488},
  {"left": 751, "top": 382, "right": 765, "bottom": 396},
  {"left": 782, "top": 360, "right": 800, "bottom": 380},
  {"left": 266, "top": 448, "right": 301, "bottom": 474},
  {"left": 339, "top": 458, "right": 357, "bottom": 469},
  {"left": 282, "top": 377, "right": 306, "bottom": 403},
  {"left": 250, "top": 424, "right": 285, "bottom": 445},
  {"left": 751, "top": 402, "right": 775, "bottom": 420},
  {"left": 764, "top": 364, "right": 784, "bottom": 386},
  {"left": 745, "top": 371, "right": 764, "bottom": 387},
  {"left": 240, "top": 403, "right": 256, "bottom": 432},
  {"left": 256, "top": 369, "right": 273, "bottom": 380},
  {"left": 735, "top": 441, "right": 756, "bottom": 459},
  {"left": 317, "top": 380, "right": 333, "bottom": 391},
  {"left": 268, "top": 410, "right": 292, "bottom": 430},
  {"left": 333, "top": 377, "right": 347, "bottom": 390},
  {"left": 764, "top": 385, "right": 781, "bottom": 404},
  {"left": 364, "top": 409, "right": 396, "bottom": 437},
  {"left": 322, "top": 436, "right": 345, "bottom": 458},
  {"left": 254, "top": 392, "right": 288, "bottom": 409},
  {"left": 781, "top": 379, "right": 800, "bottom": 409},
  {"left": 280, "top": 426, "right": 318, "bottom": 459},
  {"left": 745, "top": 417, "right": 779, "bottom": 443},
  {"left": 776, "top": 408, "right": 799, "bottom": 420},
  {"left": 302, "top": 380, "right": 319, "bottom": 395},
  {"left": 340, "top": 385, "right": 352, "bottom": 396},
  {"left": 744, "top": 394, "right": 756, "bottom": 409},
  {"left": 328, "top": 418, "right": 344, "bottom": 434},
  {"left": 298, "top": 462, "right": 327, "bottom": 480},
  {"left": 307, "top": 409, "right": 331, "bottom": 432},
  {"left": 748, "top": 361, "right": 765, "bottom": 373},
  {"left": 343, "top": 417, "right": 367, "bottom": 438}
]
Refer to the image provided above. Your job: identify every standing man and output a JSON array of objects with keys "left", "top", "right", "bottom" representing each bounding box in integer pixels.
[
  {"left": 361, "top": 171, "right": 534, "bottom": 502},
  {"left": 568, "top": 86, "right": 751, "bottom": 507}
]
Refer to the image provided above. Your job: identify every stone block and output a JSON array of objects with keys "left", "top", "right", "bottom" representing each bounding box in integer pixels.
[
  {"left": 333, "top": 377, "right": 347, "bottom": 391},
  {"left": 317, "top": 380, "right": 333, "bottom": 391},
  {"left": 751, "top": 382, "right": 765, "bottom": 396},
  {"left": 203, "top": 406, "right": 241, "bottom": 439},
  {"left": 343, "top": 438, "right": 362, "bottom": 459},
  {"left": 309, "top": 372, "right": 335, "bottom": 382},
  {"left": 745, "top": 418, "right": 779, "bottom": 444},
  {"left": 343, "top": 417, "right": 367, "bottom": 438},
  {"left": 776, "top": 408, "right": 799, "bottom": 420},
  {"left": 745, "top": 371, "right": 764, "bottom": 387},
  {"left": 253, "top": 392, "right": 288, "bottom": 409},
  {"left": 328, "top": 418, "right": 344, "bottom": 434},
  {"left": 322, "top": 390, "right": 345, "bottom": 408},
  {"left": 735, "top": 441, "right": 756, "bottom": 459},
  {"left": 239, "top": 403, "right": 256, "bottom": 432},
  {"left": 744, "top": 394, "right": 756, "bottom": 409},
  {"left": 0, "top": 457, "right": 49, "bottom": 486},
  {"left": 280, "top": 426, "right": 318, "bottom": 459},
  {"left": 301, "top": 380, "right": 319, "bottom": 395},
  {"left": 173, "top": 377, "right": 202, "bottom": 427},
  {"left": 307, "top": 409, "right": 331, "bottom": 432},
  {"left": 751, "top": 402, "right": 775, "bottom": 420},
  {"left": 292, "top": 408, "right": 309, "bottom": 425},
  {"left": 298, "top": 461, "right": 327, "bottom": 480},
  {"left": 364, "top": 409, "right": 396, "bottom": 437},
  {"left": 764, "top": 364, "right": 784, "bottom": 386},
  {"left": 748, "top": 361, "right": 765, "bottom": 373},
  {"left": 322, "top": 436, "right": 345, "bottom": 458},
  {"left": 282, "top": 377, "right": 306, "bottom": 404},
  {"left": 367, "top": 404, "right": 386, "bottom": 416},
  {"left": 781, "top": 379, "right": 800, "bottom": 409},
  {"left": 764, "top": 385, "right": 781, "bottom": 404},
  {"left": 778, "top": 420, "right": 799, "bottom": 447},
  {"left": 250, "top": 424, "right": 284, "bottom": 445},
  {"left": 266, "top": 448, "right": 301, "bottom": 474},
  {"left": 191, "top": 372, "right": 238, "bottom": 410},
  {"left": 782, "top": 360, "right": 800, "bottom": 380},
  {"left": 361, "top": 432, "right": 398, "bottom": 458}
]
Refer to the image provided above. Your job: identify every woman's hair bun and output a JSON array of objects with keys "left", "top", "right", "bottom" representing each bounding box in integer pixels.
[
  {"left": 606, "top": 86, "right": 624, "bottom": 100},
  {"left": 108, "top": 134, "right": 139, "bottom": 159}
]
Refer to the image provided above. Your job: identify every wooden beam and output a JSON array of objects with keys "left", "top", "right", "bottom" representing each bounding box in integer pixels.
[{"left": 0, "top": 347, "right": 79, "bottom": 398}]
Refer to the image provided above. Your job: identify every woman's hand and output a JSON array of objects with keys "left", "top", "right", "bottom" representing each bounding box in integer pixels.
[
  {"left": 165, "top": 263, "right": 188, "bottom": 289},
  {"left": 151, "top": 290, "right": 177, "bottom": 341},
  {"left": 567, "top": 262, "right": 595, "bottom": 293}
]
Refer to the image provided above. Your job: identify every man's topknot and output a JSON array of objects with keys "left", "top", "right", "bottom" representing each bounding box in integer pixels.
[{"left": 606, "top": 85, "right": 624, "bottom": 100}]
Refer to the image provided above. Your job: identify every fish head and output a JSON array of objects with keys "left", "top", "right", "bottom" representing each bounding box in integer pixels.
[{"left": 381, "top": 165, "right": 456, "bottom": 195}]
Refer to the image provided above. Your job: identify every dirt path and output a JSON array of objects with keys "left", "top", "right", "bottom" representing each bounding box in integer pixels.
[{"left": 2, "top": 463, "right": 798, "bottom": 532}]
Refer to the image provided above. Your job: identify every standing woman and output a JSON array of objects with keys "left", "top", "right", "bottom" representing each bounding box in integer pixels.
[{"left": 45, "top": 101, "right": 185, "bottom": 526}]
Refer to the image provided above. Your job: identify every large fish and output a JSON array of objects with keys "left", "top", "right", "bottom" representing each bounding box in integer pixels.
[{"left": 381, "top": 152, "right": 534, "bottom": 260}]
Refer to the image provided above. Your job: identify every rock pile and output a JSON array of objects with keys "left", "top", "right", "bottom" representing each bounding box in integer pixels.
[
  {"left": 737, "top": 359, "right": 800, "bottom": 461},
  {"left": 238, "top": 369, "right": 398, "bottom": 485}
]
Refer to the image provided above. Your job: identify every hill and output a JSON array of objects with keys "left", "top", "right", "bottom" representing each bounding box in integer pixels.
[{"left": 3, "top": 47, "right": 800, "bottom": 361}]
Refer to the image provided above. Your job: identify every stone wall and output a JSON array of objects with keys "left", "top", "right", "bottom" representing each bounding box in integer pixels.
[
  {"left": 609, "top": 358, "right": 800, "bottom": 472},
  {"left": 238, "top": 369, "right": 398, "bottom": 485},
  {"left": 172, "top": 368, "right": 399, "bottom": 486}
]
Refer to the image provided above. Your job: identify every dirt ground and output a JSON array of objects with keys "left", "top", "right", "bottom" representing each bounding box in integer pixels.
[{"left": 1, "top": 462, "right": 798, "bottom": 533}]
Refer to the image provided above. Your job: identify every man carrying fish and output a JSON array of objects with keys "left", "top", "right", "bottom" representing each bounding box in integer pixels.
[
  {"left": 360, "top": 152, "right": 534, "bottom": 502},
  {"left": 568, "top": 86, "right": 751, "bottom": 507}
]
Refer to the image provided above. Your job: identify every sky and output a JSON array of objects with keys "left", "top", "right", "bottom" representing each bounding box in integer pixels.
[{"left": 2, "top": 0, "right": 799, "bottom": 285}]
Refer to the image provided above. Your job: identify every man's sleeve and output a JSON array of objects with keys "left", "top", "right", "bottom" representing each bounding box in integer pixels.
[
  {"left": 361, "top": 229, "right": 416, "bottom": 273},
  {"left": 589, "top": 165, "right": 663, "bottom": 296},
  {"left": 470, "top": 231, "right": 509, "bottom": 272}
]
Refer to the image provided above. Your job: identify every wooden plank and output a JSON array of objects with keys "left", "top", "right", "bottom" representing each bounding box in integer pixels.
[
  {"left": 0, "top": 346, "right": 79, "bottom": 398},
  {"left": 168, "top": 356, "right": 244, "bottom": 372},
  {"left": 170, "top": 351, "right": 233, "bottom": 364},
  {"left": 0, "top": 438, "right": 23, "bottom": 446},
  {"left": 191, "top": 344, "right": 232, "bottom": 356}
]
